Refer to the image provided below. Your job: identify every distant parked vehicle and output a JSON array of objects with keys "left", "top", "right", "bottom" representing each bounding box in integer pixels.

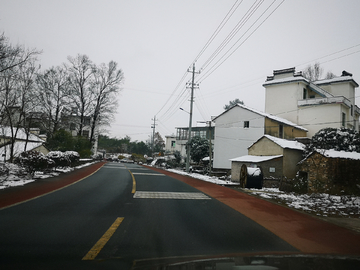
[{"left": 120, "top": 159, "right": 134, "bottom": 163}]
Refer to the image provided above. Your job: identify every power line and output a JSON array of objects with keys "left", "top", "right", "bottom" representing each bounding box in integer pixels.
[
  {"left": 198, "top": 0, "right": 285, "bottom": 83},
  {"left": 193, "top": 0, "right": 244, "bottom": 63},
  {"left": 199, "top": 0, "right": 265, "bottom": 73}
]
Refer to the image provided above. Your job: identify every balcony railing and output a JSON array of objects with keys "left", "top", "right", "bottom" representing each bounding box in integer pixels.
[{"left": 298, "top": 96, "right": 352, "bottom": 108}]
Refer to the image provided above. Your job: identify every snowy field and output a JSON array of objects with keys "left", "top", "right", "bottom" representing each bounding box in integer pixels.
[{"left": 1, "top": 162, "right": 359, "bottom": 218}]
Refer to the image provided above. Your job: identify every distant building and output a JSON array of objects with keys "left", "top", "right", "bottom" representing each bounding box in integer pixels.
[
  {"left": 299, "top": 149, "right": 360, "bottom": 193},
  {"left": 212, "top": 104, "right": 307, "bottom": 170},
  {"left": 174, "top": 126, "right": 214, "bottom": 158},
  {"left": 230, "top": 135, "right": 305, "bottom": 187},
  {"left": 264, "top": 68, "right": 359, "bottom": 137},
  {"left": 164, "top": 135, "right": 176, "bottom": 154},
  {"left": 0, "top": 126, "right": 49, "bottom": 161}
]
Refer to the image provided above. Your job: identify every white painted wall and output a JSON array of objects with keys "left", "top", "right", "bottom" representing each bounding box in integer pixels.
[
  {"left": 298, "top": 103, "right": 343, "bottom": 137},
  {"left": 213, "top": 106, "right": 264, "bottom": 169},
  {"left": 164, "top": 136, "right": 176, "bottom": 153},
  {"left": 265, "top": 81, "right": 306, "bottom": 124},
  {"left": 264, "top": 73, "right": 359, "bottom": 137}
]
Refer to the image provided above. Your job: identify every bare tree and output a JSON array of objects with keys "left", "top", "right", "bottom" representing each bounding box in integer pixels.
[
  {"left": 35, "top": 66, "right": 69, "bottom": 137},
  {"left": 302, "top": 62, "right": 323, "bottom": 82},
  {"left": 66, "top": 54, "right": 95, "bottom": 137},
  {"left": 0, "top": 33, "right": 41, "bottom": 74},
  {"left": 89, "top": 61, "right": 124, "bottom": 144},
  {"left": 325, "top": 71, "right": 336, "bottom": 79},
  {"left": 0, "top": 53, "right": 40, "bottom": 161}
]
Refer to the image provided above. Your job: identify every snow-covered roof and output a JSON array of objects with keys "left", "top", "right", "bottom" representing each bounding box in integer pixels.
[
  {"left": 0, "top": 141, "right": 44, "bottom": 160},
  {"left": 213, "top": 104, "right": 307, "bottom": 131},
  {"left": 230, "top": 154, "right": 282, "bottom": 162},
  {"left": 249, "top": 135, "right": 305, "bottom": 151},
  {"left": 314, "top": 76, "right": 359, "bottom": 87},
  {"left": 316, "top": 149, "right": 360, "bottom": 160},
  {"left": 0, "top": 126, "right": 43, "bottom": 142},
  {"left": 263, "top": 76, "right": 309, "bottom": 86}
]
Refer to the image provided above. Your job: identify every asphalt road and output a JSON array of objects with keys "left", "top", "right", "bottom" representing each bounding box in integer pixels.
[{"left": 0, "top": 162, "right": 297, "bottom": 269}]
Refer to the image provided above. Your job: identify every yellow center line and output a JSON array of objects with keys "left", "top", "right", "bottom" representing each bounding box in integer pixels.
[
  {"left": 128, "top": 170, "right": 136, "bottom": 194},
  {"left": 82, "top": 217, "right": 124, "bottom": 261}
]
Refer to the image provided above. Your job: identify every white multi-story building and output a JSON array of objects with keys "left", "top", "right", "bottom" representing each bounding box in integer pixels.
[
  {"left": 263, "top": 68, "right": 359, "bottom": 137},
  {"left": 212, "top": 104, "right": 307, "bottom": 170}
]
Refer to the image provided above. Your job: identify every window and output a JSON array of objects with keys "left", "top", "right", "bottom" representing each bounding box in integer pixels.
[
  {"left": 351, "top": 105, "right": 353, "bottom": 116},
  {"left": 84, "top": 118, "right": 91, "bottom": 126},
  {"left": 244, "top": 121, "right": 249, "bottom": 128},
  {"left": 279, "top": 124, "right": 283, "bottom": 138},
  {"left": 82, "top": 130, "right": 90, "bottom": 138},
  {"left": 171, "top": 141, "right": 176, "bottom": 148},
  {"left": 70, "top": 123, "right": 76, "bottom": 131},
  {"left": 342, "top": 112, "right": 346, "bottom": 127},
  {"left": 303, "top": 88, "right": 307, "bottom": 99}
]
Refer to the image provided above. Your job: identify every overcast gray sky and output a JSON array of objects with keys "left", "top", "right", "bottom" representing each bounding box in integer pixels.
[{"left": 1, "top": 0, "right": 360, "bottom": 142}]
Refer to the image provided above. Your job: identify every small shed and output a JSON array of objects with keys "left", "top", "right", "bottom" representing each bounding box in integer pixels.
[
  {"left": 230, "top": 135, "right": 305, "bottom": 187},
  {"left": 299, "top": 149, "right": 360, "bottom": 193},
  {"left": 231, "top": 155, "right": 282, "bottom": 187}
]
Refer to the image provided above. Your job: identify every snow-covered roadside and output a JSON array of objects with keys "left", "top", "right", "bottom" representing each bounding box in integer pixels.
[
  {"left": 0, "top": 161, "right": 97, "bottom": 190},
  {"left": 246, "top": 188, "right": 360, "bottom": 217},
  {"left": 166, "top": 168, "right": 237, "bottom": 186},
  {"left": 165, "top": 167, "right": 360, "bottom": 218}
]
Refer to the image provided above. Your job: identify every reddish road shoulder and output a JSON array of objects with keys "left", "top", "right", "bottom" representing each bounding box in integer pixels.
[
  {"left": 0, "top": 162, "right": 105, "bottom": 210},
  {"left": 145, "top": 165, "right": 360, "bottom": 256}
]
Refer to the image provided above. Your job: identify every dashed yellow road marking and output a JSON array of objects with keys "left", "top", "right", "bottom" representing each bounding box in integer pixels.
[{"left": 82, "top": 217, "right": 124, "bottom": 260}]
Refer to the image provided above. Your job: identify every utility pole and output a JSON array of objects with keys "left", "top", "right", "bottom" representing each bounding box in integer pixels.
[
  {"left": 151, "top": 116, "right": 157, "bottom": 156},
  {"left": 208, "top": 121, "right": 212, "bottom": 175},
  {"left": 186, "top": 63, "right": 199, "bottom": 173}
]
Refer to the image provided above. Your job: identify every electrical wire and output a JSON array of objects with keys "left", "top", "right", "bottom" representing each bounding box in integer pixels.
[
  {"left": 198, "top": 0, "right": 285, "bottom": 83},
  {"left": 193, "top": 0, "right": 244, "bottom": 63},
  {"left": 199, "top": 0, "right": 265, "bottom": 73}
]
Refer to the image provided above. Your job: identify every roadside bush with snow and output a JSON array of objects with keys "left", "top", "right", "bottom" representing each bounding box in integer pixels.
[
  {"left": 47, "top": 151, "right": 71, "bottom": 167},
  {"left": 65, "top": 151, "right": 80, "bottom": 164},
  {"left": 46, "top": 151, "right": 81, "bottom": 168},
  {"left": 14, "top": 150, "right": 55, "bottom": 175}
]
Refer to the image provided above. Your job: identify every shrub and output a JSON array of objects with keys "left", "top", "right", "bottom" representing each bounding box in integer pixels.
[
  {"left": 15, "top": 150, "right": 55, "bottom": 175},
  {"left": 47, "top": 151, "right": 71, "bottom": 167},
  {"left": 46, "top": 151, "right": 81, "bottom": 167},
  {"left": 65, "top": 151, "right": 80, "bottom": 164}
]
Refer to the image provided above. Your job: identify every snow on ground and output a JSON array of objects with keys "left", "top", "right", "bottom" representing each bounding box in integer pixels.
[
  {"left": 0, "top": 160, "right": 96, "bottom": 190},
  {"left": 166, "top": 168, "right": 360, "bottom": 218},
  {"left": 166, "top": 168, "right": 237, "bottom": 185},
  {"left": 242, "top": 188, "right": 359, "bottom": 218},
  {"left": 1, "top": 161, "right": 359, "bottom": 218}
]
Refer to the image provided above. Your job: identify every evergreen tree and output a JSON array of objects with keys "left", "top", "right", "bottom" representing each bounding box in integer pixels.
[
  {"left": 188, "top": 136, "right": 210, "bottom": 163},
  {"left": 306, "top": 127, "right": 360, "bottom": 154}
]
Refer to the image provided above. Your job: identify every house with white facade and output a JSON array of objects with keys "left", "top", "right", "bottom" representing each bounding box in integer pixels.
[
  {"left": 172, "top": 126, "right": 214, "bottom": 158},
  {"left": 212, "top": 104, "right": 307, "bottom": 170},
  {"left": 0, "top": 126, "right": 49, "bottom": 161},
  {"left": 264, "top": 68, "right": 360, "bottom": 137},
  {"left": 164, "top": 135, "right": 176, "bottom": 154}
]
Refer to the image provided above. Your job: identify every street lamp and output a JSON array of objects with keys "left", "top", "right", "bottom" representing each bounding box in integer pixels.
[{"left": 179, "top": 107, "right": 189, "bottom": 114}]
